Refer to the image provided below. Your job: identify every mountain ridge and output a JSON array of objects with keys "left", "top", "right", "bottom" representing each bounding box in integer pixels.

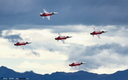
[{"left": 0, "top": 66, "right": 128, "bottom": 80}]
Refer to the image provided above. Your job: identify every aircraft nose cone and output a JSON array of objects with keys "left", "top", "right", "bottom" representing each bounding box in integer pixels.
[
  {"left": 26, "top": 42, "right": 31, "bottom": 44},
  {"left": 53, "top": 12, "right": 58, "bottom": 15},
  {"left": 102, "top": 31, "right": 107, "bottom": 33},
  {"left": 54, "top": 12, "right": 58, "bottom": 14},
  {"left": 67, "top": 36, "right": 72, "bottom": 38},
  {"left": 90, "top": 33, "right": 93, "bottom": 35},
  {"left": 82, "top": 62, "right": 86, "bottom": 64}
]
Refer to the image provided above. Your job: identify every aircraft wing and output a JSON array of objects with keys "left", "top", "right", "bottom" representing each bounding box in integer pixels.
[
  {"left": 97, "top": 34, "right": 100, "bottom": 38},
  {"left": 43, "top": 9, "right": 48, "bottom": 13},
  {"left": 61, "top": 40, "right": 65, "bottom": 44},
  {"left": 46, "top": 16, "right": 50, "bottom": 20}
]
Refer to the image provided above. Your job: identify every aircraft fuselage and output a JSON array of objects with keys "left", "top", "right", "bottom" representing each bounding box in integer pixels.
[
  {"left": 90, "top": 31, "right": 102, "bottom": 35},
  {"left": 55, "top": 36, "right": 71, "bottom": 40},
  {"left": 55, "top": 36, "right": 67, "bottom": 40},
  {"left": 40, "top": 13, "right": 53, "bottom": 17},
  {"left": 69, "top": 62, "right": 85, "bottom": 67},
  {"left": 14, "top": 42, "right": 30, "bottom": 46},
  {"left": 90, "top": 31, "right": 107, "bottom": 35}
]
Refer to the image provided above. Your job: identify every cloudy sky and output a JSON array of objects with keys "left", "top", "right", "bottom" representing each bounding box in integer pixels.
[{"left": 0, "top": 0, "right": 128, "bottom": 75}]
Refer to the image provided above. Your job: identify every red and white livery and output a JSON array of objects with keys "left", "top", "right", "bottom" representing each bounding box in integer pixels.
[
  {"left": 69, "top": 62, "right": 86, "bottom": 67},
  {"left": 90, "top": 28, "right": 107, "bottom": 38},
  {"left": 55, "top": 33, "right": 72, "bottom": 44},
  {"left": 40, "top": 9, "right": 58, "bottom": 20},
  {"left": 14, "top": 42, "right": 31, "bottom": 46},
  {"left": 14, "top": 42, "right": 31, "bottom": 49}
]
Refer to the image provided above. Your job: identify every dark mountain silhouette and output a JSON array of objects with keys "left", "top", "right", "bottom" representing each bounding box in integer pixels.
[{"left": 0, "top": 66, "right": 128, "bottom": 80}]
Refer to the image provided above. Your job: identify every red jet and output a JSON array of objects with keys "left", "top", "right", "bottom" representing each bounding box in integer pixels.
[
  {"left": 69, "top": 62, "right": 86, "bottom": 67},
  {"left": 55, "top": 33, "right": 72, "bottom": 43},
  {"left": 40, "top": 9, "right": 58, "bottom": 20},
  {"left": 90, "top": 28, "right": 107, "bottom": 38},
  {"left": 14, "top": 42, "right": 31, "bottom": 46},
  {"left": 14, "top": 42, "right": 31, "bottom": 49}
]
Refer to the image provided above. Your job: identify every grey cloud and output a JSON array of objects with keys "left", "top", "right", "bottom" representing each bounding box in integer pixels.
[
  {"left": 26, "top": 51, "right": 40, "bottom": 57},
  {"left": 85, "top": 43, "right": 128, "bottom": 57},
  {"left": 32, "top": 51, "right": 40, "bottom": 57},
  {"left": 81, "top": 43, "right": 128, "bottom": 60},
  {"left": 67, "top": 43, "right": 128, "bottom": 71},
  {"left": 1, "top": 29, "right": 22, "bottom": 42},
  {"left": 0, "top": 0, "right": 128, "bottom": 25},
  {"left": 3, "top": 34, "right": 22, "bottom": 42},
  {"left": 0, "top": 0, "right": 38, "bottom": 14}
]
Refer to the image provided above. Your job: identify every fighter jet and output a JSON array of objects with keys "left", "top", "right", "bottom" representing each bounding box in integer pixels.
[
  {"left": 14, "top": 42, "right": 31, "bottom": 46},
  {"left": 40, "top": 9, "right": 58, "bottom": 20},
  {"left": 14, "top": 42, "right": 31, "bottom": 49},
  {"left": 55, "top": 33, "right": 72, "bottom": 44},
  {"left": 90, "top": 28, "right": 107, "bottom": 38},
  {"left": 69, "top": 62, "right": 86, "bottom": 67}
]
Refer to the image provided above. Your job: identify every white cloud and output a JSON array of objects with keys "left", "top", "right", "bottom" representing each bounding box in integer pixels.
[
  {"left": 0, "top": 25, "right": 128, "bottom": 75},
  {"left": 89, "top": 66, "right": 128, "bottom": 74},
  {"left": 16, "top": 61, "right": 75, "bottom": 74}
]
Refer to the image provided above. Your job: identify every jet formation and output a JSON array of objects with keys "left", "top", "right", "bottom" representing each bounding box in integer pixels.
[
  {"left": 11, "top": 9, "right": 108, "bottom": 70},
  {"left": 40, "top": 9, "right": 108, "bottom": 67}
]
